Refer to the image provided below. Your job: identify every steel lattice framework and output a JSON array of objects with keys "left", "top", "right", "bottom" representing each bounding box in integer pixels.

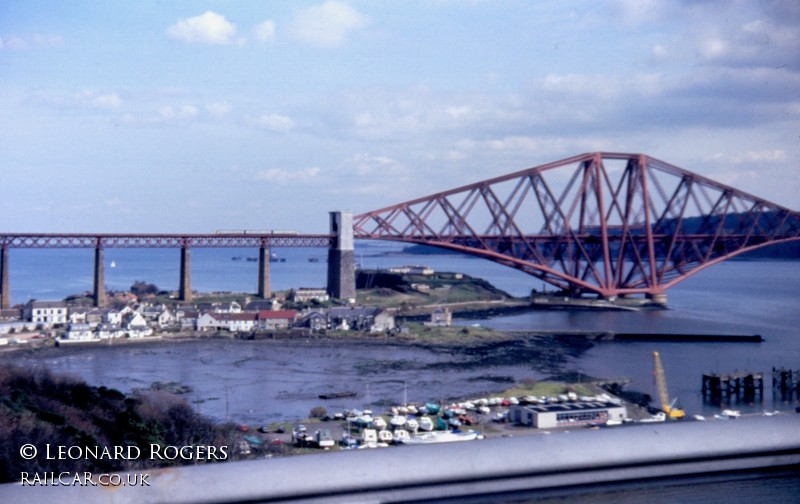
[
  {"left": 0, "top": 233, "right": 333, "bottom": 249},
  {"left": 354, "top": 152, "right": 800, "bottom": 298}
]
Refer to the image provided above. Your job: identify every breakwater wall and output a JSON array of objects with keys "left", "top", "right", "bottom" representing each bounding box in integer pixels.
[{"left": 591, "top": 332, "right": 764, "bottom": 343}]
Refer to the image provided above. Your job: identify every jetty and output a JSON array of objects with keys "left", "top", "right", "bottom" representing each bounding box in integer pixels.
[
  {"left": 772, "top": 367, "right": 800, "bottom": 399},
  {"left": 701, "top": 372, "right": 764, "bottom": 401}
]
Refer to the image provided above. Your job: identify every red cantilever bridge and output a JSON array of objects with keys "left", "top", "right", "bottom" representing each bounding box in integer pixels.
[
  {"left": 353, "top": 152, "right": 800, "bottom": 301},
  {"left": 1, "top": 152, "right": 798, "bottom": 308}
]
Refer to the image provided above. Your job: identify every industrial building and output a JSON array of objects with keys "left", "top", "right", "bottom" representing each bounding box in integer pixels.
[{"left": 510, "top": 401, "right": 627, "bottom": 429}]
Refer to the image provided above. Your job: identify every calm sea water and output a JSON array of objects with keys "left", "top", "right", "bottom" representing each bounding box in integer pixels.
[{"left": 6, "top": 242, "right": 799, "bottom": 422}]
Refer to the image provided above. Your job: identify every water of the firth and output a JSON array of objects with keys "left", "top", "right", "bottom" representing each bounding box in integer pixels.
[{"left": 6, "top": 241, "right": 799, "bottom": 424}]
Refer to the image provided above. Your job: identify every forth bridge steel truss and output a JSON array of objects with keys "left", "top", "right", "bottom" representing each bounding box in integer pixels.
[
  {"left": 353, "top": 152, "right": 800, "bottom": 298},
  {"left": 0, "top": 233, "right": 333, "bottom": 249}
]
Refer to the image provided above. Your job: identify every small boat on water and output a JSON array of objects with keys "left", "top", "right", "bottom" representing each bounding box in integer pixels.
[
  {"left": 318, "top": 391, "right": 357, "bottom": 400},
  {"left": 406, "top": 418, "right": 419, "bottom": 433},
  {"left": 372, "top": 417, "right": 387, "bottom": 430},
  {"left": 721, "top": 409, "right": 741, "bottom": 418},
  {"left": 401, "top": 430, "right": 479, "bottom": 445}
]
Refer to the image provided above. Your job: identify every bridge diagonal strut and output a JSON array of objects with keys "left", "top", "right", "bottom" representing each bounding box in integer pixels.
[{"left": 353, "top": 152, "right": 800, "bottom": 299}]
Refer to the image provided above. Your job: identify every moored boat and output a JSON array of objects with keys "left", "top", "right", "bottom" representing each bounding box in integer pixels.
[
  {"left": 423, "top": 403, "right": 441, "bottom": 415},
  {"left": 372, "top": 416, "right": 387, "bottom": 430},
  {"left": 418, "top": 416, "right": 434, "bottom": 432},
  {"left": 401, "top": 430, "right": 479, "bottom": 445},
  {"left": 378, "top": 429, "right": 393, "bottom": 444},
  {"left": 315, "top": 429, "right": 335, "bottom": 448},
  {"left": 318, "top": 391, "right": 357, "bottom": 400},
  {"left": 390, "top": 415, "right": 407, "bottom": 428},
  {"left": 392, "top": 429, "right": 410, "bottom": 444}
]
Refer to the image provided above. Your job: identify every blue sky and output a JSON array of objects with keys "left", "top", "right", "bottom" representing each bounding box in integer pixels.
[{"left": 1, "top": 1, "right": 798, "bottom": 233}]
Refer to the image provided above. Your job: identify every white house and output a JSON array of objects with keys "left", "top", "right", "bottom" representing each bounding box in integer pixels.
[
  {"left": 68, "top": 307, "right": 90, "bottom": 324},
  {"left": 102, "top": 309, "right": 123, "bottom": 326},
  {"left": 64, "top": 323, "right": 94, "bottom": 341},
  {"left": 197, "top": 312, "right": 257, "bottom": 332},
  {"left": 155, "top": 307, "right": 175, "bottom": 328},
  {"left": 127, "top": 324, "right": 153, "bottom": 338},
  {"left": 388, "top": 265, "right": 434, "bottom": 275},
  {"left": 96, "top": 323, "right": 124, "bottom": 339},
  {"left": 291, "top": 288, "right": 330, "bottom": 304},
  {"left": 123, "top": 312, "right": 148, "bottom": 330},
  {"left": 24, "top": 300, "right": 68, "bottom": 326}
]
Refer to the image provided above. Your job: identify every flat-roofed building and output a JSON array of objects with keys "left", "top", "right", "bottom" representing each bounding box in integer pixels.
[
  {"left": 291, "top": 288, "right": 330, "bottom": 303},
  {"left": 510, "top": 401, "right": 627, "bottom": 429}
]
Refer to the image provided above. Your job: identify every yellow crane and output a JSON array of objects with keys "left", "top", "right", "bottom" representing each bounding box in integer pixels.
[{"left": 653, "top": 351, "right": 685, "bottom": 419}]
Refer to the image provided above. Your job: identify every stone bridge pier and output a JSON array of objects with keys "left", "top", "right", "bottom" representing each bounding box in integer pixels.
[{"left": 326, "top": 211, "right": 356, "bottom": 301}]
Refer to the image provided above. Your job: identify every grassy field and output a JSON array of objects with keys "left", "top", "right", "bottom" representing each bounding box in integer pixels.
[{"left": 356, "top": 270, "right": 516, "bottom": 309}]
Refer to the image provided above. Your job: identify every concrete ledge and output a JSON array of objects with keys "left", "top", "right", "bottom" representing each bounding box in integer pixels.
[{"left": 3, "top": 415, "right": 799, "bottom": 503}]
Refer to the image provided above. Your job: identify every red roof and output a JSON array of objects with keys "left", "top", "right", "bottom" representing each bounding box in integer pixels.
[{"left": 258, "top": 310, "right": 297, "bottom": 320}]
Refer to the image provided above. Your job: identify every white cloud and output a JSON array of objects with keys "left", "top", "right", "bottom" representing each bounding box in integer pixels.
[
  {"left": 446, "top": 106, "right": 471, "bottom": 120},
  {"left": 157, "top": 105, "right": 198, "bottom": 121},
  {"left": 349, "top": 153, "right": 406, "bottom": 176},
  {"left": 34, "top": 90, "right": 123, "bottom": 110},
  {"left": 250, "top": 113, "right": 295, "bottom": 132},
  {"left": 166, "top": 11, "right": 238, "bottom": 45},
  {"left": 206, "top": 101, "right": 232, "bottom": 117},
  {"left": 610, "top": 0, "right": 674, "bottom": 26},
  {"left": 254, "top": 20, "right": 276, "bottom": 43},
  {"left": 729, "top": 149, "right": 787, "bottom": 164},
  {"left": 92, "top": 93, "right": 122, "bottom": 109},
  {"left": 0, "top": 33, "right": 63, "bottom": 50},
  {"left": 254, "top": 167, "right": 321, "bottom": 183},
  {"left": 290, "top": 1, "right": 369, "bottom": 47}
]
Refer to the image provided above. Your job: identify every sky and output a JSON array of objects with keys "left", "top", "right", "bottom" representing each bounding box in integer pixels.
[{"left": 1, "top": 0, "right": 798, "bottom": 234}]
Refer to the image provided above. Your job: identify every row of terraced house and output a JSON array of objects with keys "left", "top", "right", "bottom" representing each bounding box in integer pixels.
[{"left": 0, "top": 299, "right": 397, "bottom": 341}]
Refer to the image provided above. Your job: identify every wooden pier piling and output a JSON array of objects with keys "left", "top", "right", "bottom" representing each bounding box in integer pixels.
[
  {"left": 772, "top": 367, "right": 800, "bottom": 398},
  {"left": 701, "top": 372, "right": 764, "bottom": 402}
]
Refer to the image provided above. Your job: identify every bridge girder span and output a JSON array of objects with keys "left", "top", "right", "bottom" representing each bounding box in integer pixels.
[{"left": 353, "top": 152, "right": 800, "bottom": 298}]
